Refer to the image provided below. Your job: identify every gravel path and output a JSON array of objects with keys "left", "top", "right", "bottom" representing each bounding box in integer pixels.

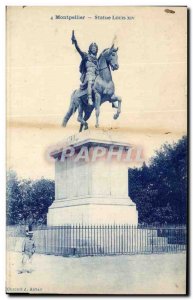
[{"left": 6, "top": 251, "right": 186, "bottom": 294}]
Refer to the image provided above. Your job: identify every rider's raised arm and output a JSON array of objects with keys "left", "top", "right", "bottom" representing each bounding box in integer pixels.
[
  {"left": 74, "top": 40, "right": 85, "bottom": 58},
  {"left": 72, "top": 31, "right": 85, "bottom": 58}
]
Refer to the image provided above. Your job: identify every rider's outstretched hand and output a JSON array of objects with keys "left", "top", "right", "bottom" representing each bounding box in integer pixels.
[{"left": 71, "top": 30, "right": 77, "bottom": 44}]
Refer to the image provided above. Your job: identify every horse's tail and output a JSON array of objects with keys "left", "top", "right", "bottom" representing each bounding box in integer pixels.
[
  {"left": 62, "top": 90, "right": 78, "bottom": 127},
  {"left": 72, "top": 91, "right": 78, "bottom": 115}
]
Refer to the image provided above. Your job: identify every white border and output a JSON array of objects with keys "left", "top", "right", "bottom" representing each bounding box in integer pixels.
[
  {"left": 1, "top": 1, "right": 191, "bottom": 299},
  {"left": 1, "top": 0, "right": 192, "bottom": 6}
]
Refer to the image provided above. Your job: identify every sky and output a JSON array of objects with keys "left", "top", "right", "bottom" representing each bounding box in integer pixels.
[{"left": 6, "top": 6, "right": 187, "bottom": 179}]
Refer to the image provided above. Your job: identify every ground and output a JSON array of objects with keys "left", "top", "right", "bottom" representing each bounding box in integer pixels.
[{"left": 6, "top": 251, "right": 186, "bottom": 295}]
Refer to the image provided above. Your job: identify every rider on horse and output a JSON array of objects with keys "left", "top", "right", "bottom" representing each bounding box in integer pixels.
[{"left": 71, "top": 30, "right": 99, "bottom": 106}]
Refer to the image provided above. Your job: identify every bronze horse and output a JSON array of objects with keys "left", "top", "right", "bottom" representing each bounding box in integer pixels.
[{"left": 62, "top": 45, "right": 121, "bottom": 132}]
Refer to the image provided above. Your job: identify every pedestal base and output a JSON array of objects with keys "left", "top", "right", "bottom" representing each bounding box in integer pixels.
[{"left": 47, "top": 197, "right": 138, "bottom": 225}]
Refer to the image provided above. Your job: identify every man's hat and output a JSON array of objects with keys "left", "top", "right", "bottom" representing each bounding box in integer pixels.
[
  {"left": 25, "top": 224, "right": 33, "bottom": 235},
  {"left": 26, "top": 230, "right": 33, "bottom": 236}
]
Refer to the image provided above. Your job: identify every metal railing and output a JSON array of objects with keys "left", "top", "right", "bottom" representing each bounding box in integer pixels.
[{"left": 7, "top": 224, "right": 186, "bottom": 257}]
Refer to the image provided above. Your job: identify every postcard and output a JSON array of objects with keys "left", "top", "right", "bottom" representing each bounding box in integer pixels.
[{"left": 6, "top": 6, "right": 187, "bottom": 294}]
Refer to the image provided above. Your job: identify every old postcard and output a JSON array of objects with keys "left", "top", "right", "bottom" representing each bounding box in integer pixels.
[{"left": 6, "top": 6, "right": 187, "bottom": 294}]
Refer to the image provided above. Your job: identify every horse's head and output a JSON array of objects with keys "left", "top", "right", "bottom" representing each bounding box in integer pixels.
[
  {"left": 106, "top": 45, "right": 119, "bottom": 71},
  {"left": 98, "top": 45, "right": 119, "bottom": 72}
]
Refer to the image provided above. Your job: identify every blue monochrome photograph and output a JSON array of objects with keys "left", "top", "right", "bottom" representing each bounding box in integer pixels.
[{"left": 6, "top": 6, "right": 188, "bottom": 295}]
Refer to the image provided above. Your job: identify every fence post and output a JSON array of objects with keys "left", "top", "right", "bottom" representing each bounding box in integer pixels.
[{"left": 151, "top": 227, "right": 154, "bottom": 253}]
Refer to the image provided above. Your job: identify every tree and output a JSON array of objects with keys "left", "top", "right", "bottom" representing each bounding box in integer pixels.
[
  {"left": 6, "top": 171, "right": 55, "bottom": 225},
  {"left": 129, "top": 136, "right": 187, "bottom": 224},
  {"left": 6, "top": 170, "right": 23, "bottom": 225},
  {"left": 30, "top": 179, "right": 55, "bottom": 225}
]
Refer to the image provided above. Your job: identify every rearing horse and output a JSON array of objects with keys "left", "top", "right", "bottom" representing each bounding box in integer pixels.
[{"left": 62, "top": 45, "right": 122, "bottom": 131}]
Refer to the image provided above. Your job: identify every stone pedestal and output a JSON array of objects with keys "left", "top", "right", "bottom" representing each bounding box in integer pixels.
[{"left": 47, "top": 130, "right": 138, "bottom": 225}]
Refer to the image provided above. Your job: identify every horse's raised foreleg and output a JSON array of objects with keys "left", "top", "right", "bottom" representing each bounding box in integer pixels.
[
  {"left": 111, "top": 94, "right": 122, "bottom": 120},
  {"left": 95, "top": 93, "right": 101, "bottom": 128}
]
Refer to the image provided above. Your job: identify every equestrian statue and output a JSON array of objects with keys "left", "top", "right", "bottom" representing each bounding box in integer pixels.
[{"left": 62, "top": 30, "right": 122, "bottom": 132}]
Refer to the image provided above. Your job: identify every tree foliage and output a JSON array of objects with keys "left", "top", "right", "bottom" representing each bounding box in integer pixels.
[
  {"left": 7, "top": 136, "right": 187, "bottom": 226},
  {"left": 129, "top": 136, "right": 187, "bottom": 224},
  {"left": 6, "top": 171, "right": 55, "bottom": 225}
]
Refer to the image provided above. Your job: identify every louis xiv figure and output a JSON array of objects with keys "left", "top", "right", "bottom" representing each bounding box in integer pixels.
[
  {"left": 63, "top": 30, "right": 121, "bottom": 131},
  {"left": 71, "top": 30, "right": 99, "bottom": 106}
]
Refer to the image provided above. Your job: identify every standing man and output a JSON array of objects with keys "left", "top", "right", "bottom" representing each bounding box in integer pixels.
[
  {"left": 18, "top": 230, "right": 36, "bottom": 274},
  {"left": 71, "top": 30, "right": 99, "bottom": 106}
]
